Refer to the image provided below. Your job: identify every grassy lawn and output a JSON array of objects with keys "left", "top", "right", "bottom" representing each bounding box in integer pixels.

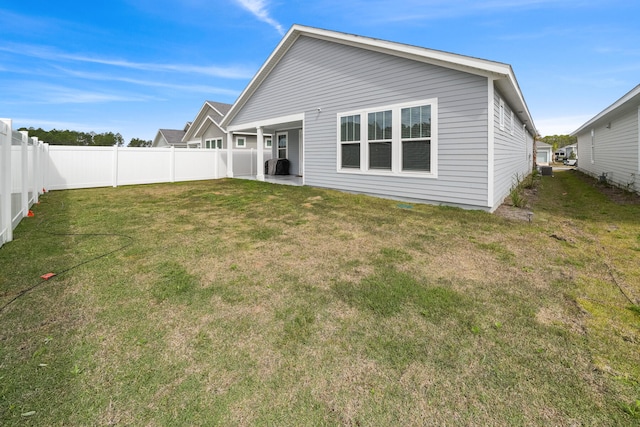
[{"left": 1, "top": 170, "right": 639, "bottom": 425}]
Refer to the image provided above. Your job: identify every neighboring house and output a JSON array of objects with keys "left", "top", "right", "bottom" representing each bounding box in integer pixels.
[
  {"left": 554, "top": 144, "right": 577, "bottom": 162},
  {"left": 152, "top": 125, "right": 189, "bottom": 148},
  {"left": 181, "top": 100, "right": 271, "bottom": 149},
  {"left": 571, "top": 84, "right": 640, "bottom": 193},
  {"left": 536, "top": 141, "right": 553, "bottom": 166},
  {"left": 220, "top": 25, "right": 537, "bottom": 212}
]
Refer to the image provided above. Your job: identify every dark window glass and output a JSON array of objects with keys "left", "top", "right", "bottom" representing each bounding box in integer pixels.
[
  {"left": 369, "top": 141, "right": 392, "bottom": 169},
  {"left": 341, "top": 143, "right": 360, "bottom": 168}
]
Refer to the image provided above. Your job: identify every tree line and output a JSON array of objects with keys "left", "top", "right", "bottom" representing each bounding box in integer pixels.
[
  {"left": 538, "top": 135, "right": 577, "bottom": 152},
  {"left": 17, "top": 127, "right": 152, "bottom": 147}
]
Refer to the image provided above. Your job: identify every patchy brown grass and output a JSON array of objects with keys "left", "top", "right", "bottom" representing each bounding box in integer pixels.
[{"left": 1, "top": 174, "right": 639, "bottom": 425}]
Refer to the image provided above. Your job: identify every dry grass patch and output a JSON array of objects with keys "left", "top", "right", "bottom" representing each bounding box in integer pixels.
[{"left": 1, "top": 175, "right": 639, "bottom": 425}]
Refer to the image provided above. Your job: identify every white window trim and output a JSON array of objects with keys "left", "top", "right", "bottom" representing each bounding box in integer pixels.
[
  {"left": 499, "top": 98, "right": 505, "bottom": 131},
  {"left": 276, "top": 132, "right": 288, "bottom": 159},
  {"left": 510, "top": 110, "right": 514, "bottom": 136},
  {"left": 205, "top": 138, "right": 223, "bottom": 149},
  {"left": 336, "top": 98, "right": 438, "bottom": 178},
  {"left": 264, "top": 137, "right": 272, "bottom": 149},
  {"left": 235, "top": 136, "right": 246, "bottom": 148}
]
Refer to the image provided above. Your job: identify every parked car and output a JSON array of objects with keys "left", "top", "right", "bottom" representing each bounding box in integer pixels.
[{"left": 563, "top": 158, "right": 577, "bottom": 166}]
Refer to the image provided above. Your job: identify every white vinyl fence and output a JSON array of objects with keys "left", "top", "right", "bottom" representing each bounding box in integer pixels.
[
  {"left": 46, "top": 145, "right": 271, "bottom": 190},
  {"left": 1, "top": 119, "right": 46, "bottom": 247},
  {"left": 0, "top": 119, "right": 272, "bottom": 248}
]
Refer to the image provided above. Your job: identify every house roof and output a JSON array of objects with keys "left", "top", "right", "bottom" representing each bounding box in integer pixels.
[
  {"left": 221, "top": 24, "right": 537, "bottom": 136},
  {"left": 182, "top": 100, "right": 233, "bottom": 142},
  {"left": 159, "top": 129, "right": 186, "bottom": 144},
  {"left": 206, "top": 101, "right": 233, "bottom": 117},
  {"left": 571, "top": 84, "right": 640, "bottom": 136},
  {"left": 536, "top": 141, "right": 553, "bottom": 149}
]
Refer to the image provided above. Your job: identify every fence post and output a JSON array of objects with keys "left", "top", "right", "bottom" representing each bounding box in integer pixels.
[
  {"left": 214, "top": 147, "right": 219, "bottom": 179},
  {"left": 0, "top": 119, "right": 12, "bottom": 245},
  {"left": 42, "top": 143, "right": 49, "bottom": 193},
  {"left": 112, "top": 145, "right": 119, "bottom": 187},
  {"left": 20, "top": 131, "right": 29, "bottom": 218},
  {"left": 31, "top": 137, "right": 39, "bottom": 204}
]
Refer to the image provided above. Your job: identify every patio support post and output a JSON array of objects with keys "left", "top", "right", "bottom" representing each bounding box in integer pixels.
[
  {"left": 227, "top": 131, "right": 234, "bottom": 177},
  {"left": 256, "top": 126, "right": 265, "bottom": 181}
]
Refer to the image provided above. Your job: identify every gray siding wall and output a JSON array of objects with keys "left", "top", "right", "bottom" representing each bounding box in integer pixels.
[
  {"left": 492, "top": 88, "right": 533, "bottom": 207},
  {"left": 285, "top": 129, "right": 301, "bottom": 175},
  {"left": 577, "top": 107, "right": 639, "bottom": 192},
  {"left": 231, "top": 36, "right": 490, "bottom": 209},
  {"left": 202, "top": 124, "right": 227, "bottom": 148}
]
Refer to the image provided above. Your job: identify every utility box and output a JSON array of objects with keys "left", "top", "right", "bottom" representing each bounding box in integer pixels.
[{"left": 540, "top": 166, "right": 553, "bottom": 176}]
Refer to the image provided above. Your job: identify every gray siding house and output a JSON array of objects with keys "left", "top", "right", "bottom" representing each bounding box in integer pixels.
[
  {"left": 536, "top": 141, "right": 553, "bottom": 166},
  {"left": 572, "top": 84, "right": 640, "bottom": 193},
  {"left": 152, "top": 127, "right": 188, "bottom": 148},
  {"left": 221, "top": 25, "right": 537, "bottom": 211},
  {"left": 182, "top": 100, "right": 270, "bottom": 150}
]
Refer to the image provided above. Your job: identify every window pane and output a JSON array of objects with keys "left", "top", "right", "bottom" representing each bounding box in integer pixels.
[
  {"left": 402, "top": 140, "right": 430, "bottom": 172},
  {"left": 401, "top": 105, "right": 431, "bottom": 139},
  {"left": 369, "top": 141, "right": 391, "bottom": 169},
  {"left": 341, "top": 143, "right": 360, "bottom": 168},
  {"left": 368, "top": 110, "right": 392, "bottom": 140},
  {"left": 341, "top": 115, "right": 360, "bottom": 142}
]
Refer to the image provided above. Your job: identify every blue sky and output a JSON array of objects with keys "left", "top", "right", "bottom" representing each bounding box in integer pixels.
[{"left": 1, "top": 0, "right": 639, "bottom": 143}]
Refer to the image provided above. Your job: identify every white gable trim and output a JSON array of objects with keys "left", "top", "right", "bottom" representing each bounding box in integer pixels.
[
  {"left": 572, "top": 84, "right": 640, "bottom": 136},
  {"left": 192, "top": 116, "right": 226, "bottom": 139},
  {"left": 183, "top": 101, "right": 227, "bottom": 142},
  {"left": 222, "top": 24, "right": 537, "bottom": 136}
]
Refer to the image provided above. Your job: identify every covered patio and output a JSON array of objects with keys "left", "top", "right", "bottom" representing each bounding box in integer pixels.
[
  {"left": 235, "top": 174, "right": 303, "bottom": 186},
  {"left": 225, "top": 113, "right": 304, "bottom": 185}
]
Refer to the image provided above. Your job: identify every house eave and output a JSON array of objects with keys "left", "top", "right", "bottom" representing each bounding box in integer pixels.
[
  {"left": 221, "top": 24, "right": 537, "bottom": 135},
  {"left": 570, "top": 84, "right": 640, "bottom": 136}
]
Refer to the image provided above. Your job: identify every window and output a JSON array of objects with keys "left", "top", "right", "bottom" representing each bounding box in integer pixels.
[
  {"left": 337, "top": 99, "right": 437, "bottom": 176},
  {"left": 499, "top": 98, "right": 505, "bottom": 131},
  {"left": 265, "top": 137, "right": 272, "bottom": 149},
  {"left": 235, "top": 136, "right": 246, "bottom": 148},
  {"left": 368, "top": 110, "right": 392, "bottom": 170},
  {"left": 401, "top": 105, "right": 431, "bottom": 172},
  {"left": 205, "top": 138, "right": 223, "bottom": 149},
  {"left": 340, "top": 114, "right": 361, "bottom": 168},
  {"left": 277, "top": 132, "right": 287, "bottom": 158}
]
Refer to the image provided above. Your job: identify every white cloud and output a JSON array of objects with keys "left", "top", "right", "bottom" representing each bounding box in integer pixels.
[
  {"left": 55, "top": 67, "right": 243, "bottom": 96},
  {"left": 233, "top": 0, "right": 285, "bottom": 35},
  {"left": 11, "top": 84, "right": 160, "bottom": 105},
  {"left": 0, "top": 44, "right": 254, "bottom": 79}
]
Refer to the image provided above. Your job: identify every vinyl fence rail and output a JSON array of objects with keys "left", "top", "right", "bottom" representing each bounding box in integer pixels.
[
  {"left": 45, "top": 145, "right": 271, "bottom": 190},
  {"left": 1, "top": 120, "right": 272, "bottom": 248},
  {"left": 1, "top": 119, "right": 47, "bottom": 248}
]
